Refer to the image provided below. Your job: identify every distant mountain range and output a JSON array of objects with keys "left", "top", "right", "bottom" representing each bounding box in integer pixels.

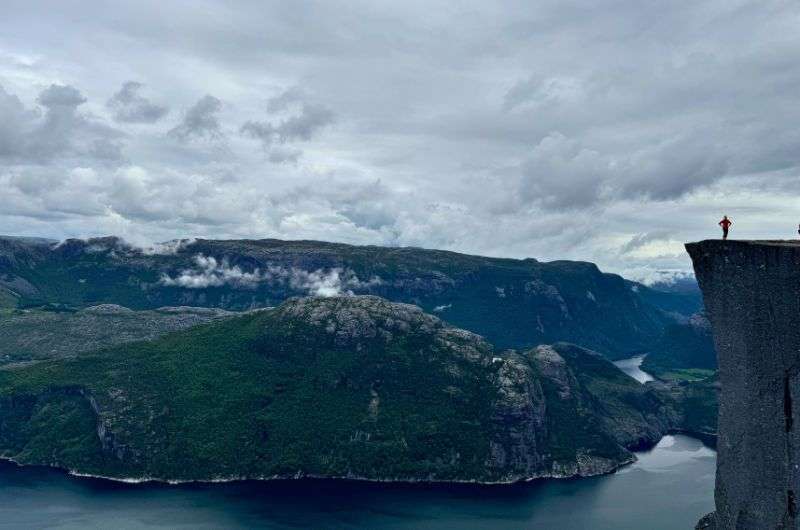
[{"left": 0, "top": 236, "right": 702, "bottom": 360}]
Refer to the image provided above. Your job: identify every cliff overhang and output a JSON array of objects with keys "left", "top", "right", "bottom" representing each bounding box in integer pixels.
[{"left": 687, "top": 240, "right": 800, "bottom": 529}]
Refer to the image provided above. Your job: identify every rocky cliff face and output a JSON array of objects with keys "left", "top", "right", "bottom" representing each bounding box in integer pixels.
[{"left": 687, "top": 240, "right": 800, "bottom": 529}]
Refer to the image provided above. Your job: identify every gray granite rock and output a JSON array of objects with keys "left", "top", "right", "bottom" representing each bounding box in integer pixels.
[
  {"left": 687, "top": 240, "right": 800, "bottom": 529},
  {"left": 695, "top": 512, "right": 716, "bottom": 529}
]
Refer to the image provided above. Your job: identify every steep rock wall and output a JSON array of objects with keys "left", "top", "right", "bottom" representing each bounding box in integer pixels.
[{"left": 687, "top": 240, "right": 800, "bottom": 529}]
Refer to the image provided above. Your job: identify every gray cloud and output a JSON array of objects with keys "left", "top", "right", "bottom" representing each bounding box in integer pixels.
[
  {"left": 107, "top": 81, "right": 168, "bottom": 123},
  {"left": 169, "top": 95, "right": 223, "bottom": 141},
  {"left": 266, "top": 86, "right": 305, "bottom": 113},
  {"left": 274, "top": 103, "right": 334, "bottom": 142},
  {"left": 241, "top": 88, "right": 334, "bottom": 162},
  {"left": 37, "top": 84, "right": 86, "bottom": 108},
  {"left": 0, "top": 83, "right": 123, "bottom": 163},
  {"left": 32, "top": 84, "right": 89, "bottom": 159},
  {"left": 517, "top": 133, "right": 610, "bottom": 209},
  {"left": 0, "top": 85, "right": 33, "bottom": 157},
  {"left": 512, "top": 130, "right": 734, "bottom": 211},
  {"left": 503, "top": 76, "right": 583, "bottom": 112},
  {"left": 3, "top": 1, "right": 800, "bottom": 279},
  {"left": 621, "top": 231, "right": 673, "bottom": 255},
  {"left": 267, "top": 146, "right": 302, "bottom": 164},
  {"left": 89, "top": 138, "right": 125, "bottom": 162}
]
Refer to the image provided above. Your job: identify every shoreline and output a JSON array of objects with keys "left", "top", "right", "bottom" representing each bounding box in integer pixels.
[
  {"left": 1, "top": 431, "right": 716, "bottom": 488},
  {"left": 0, "top": 454, "right": 635, "bottom": 488}
]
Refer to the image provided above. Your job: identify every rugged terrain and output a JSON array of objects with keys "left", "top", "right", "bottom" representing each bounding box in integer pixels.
[
  {"left": 0, "top": 305, "right": 234, "bottom": 366},
  {"left": 688, "top": 240, "right": 800, "bottom": 529},
  {"left": 654, "top": 375, "right": 718, "bottom": 446},
  {"left": 0, "top": 236, "right": 700, "bottom": 359},
  {"left": 0, "top": 296, "right": 695, "bottom": 483},
  {"left": 641, "top": 313, "right": 716, "bottom": 380}
]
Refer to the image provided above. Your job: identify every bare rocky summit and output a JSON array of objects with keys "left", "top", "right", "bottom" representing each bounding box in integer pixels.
[{"left": 0, "top": 305, "right": 234, "bottom": 365}]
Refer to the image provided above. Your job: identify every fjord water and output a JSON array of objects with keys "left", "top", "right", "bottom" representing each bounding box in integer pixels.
[
  {"left": 0, "top": 435, "right": 713, "bottom": 529},
  {"left": 614, "top": 354, "right": 655, "bottom": 383}
]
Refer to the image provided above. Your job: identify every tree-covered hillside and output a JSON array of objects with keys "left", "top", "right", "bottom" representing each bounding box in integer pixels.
[
  {"left": 641, "top": 314, "right": 716, "bottom": 380},
  {"left": 0, "top": 296, "right": 693, "bottom": 483}
]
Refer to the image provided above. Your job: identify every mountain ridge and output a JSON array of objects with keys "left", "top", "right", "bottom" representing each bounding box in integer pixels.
[{"left": 0, "top": 235, "right": 700, "bottom": 359}]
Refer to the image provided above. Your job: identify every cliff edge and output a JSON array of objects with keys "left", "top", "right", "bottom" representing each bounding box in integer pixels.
[{"left": 687, "top": 240, "right": 800, "bottom": 529}]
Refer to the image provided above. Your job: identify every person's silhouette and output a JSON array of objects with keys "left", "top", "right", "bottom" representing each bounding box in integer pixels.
[{"left": 719, "top": 215, "right": 732, "bottom": 240}]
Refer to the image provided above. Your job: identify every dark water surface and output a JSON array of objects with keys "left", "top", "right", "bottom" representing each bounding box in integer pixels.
[{"left": 0, "top": 435, "right": 714, "bottom": 529}]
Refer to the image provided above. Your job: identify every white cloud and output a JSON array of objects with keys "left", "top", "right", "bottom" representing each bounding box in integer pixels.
[
  {"left": 140, "top": 238, "right": 196, "bottom": 255},
  {"left": 289, "top": 268, "right": 349, "bottom": 297},
  {"left": 622, "top": 268, "right": 696, "bottom": 287},
  {"left": 160, "top": 255, "right": 262, "bottom": 288},
  {"left": 159, "top": 254, "right": 383, "bottom": 296}
]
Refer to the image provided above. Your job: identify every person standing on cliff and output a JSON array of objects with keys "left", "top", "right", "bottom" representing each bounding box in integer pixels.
[{"left": 719, "top": 215, "right": 732, "bottom": 240}]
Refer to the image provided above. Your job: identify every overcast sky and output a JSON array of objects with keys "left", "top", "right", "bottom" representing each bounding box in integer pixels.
[{"left": 1, "top": 1, "right": 799, "bottom": 282}]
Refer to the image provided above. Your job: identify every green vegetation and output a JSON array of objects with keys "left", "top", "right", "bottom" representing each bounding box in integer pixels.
[
  {"left": 0, "top": 236, "right": 701, "bottom": 359},
  {"left": 0, "top": 390, "right": 110, "bottom": 471},
  {"left": 0, "top": 297, "right": 681, "bottom": 483},
  {"left": 0, "top": 235, "right": 718, "bottom": 482},
  {"left": 656, "top": 368, "right": 716, "bottom": 382},
  {"left": 641, "top": 316, "right": 715, "bottom": 379},
  {"left": 533, "top": 351, "right": 629, "bottom": 463},
  {"left": 0, "top": 287, "right": 18, "bottom": 309},
  {"left": 0, "top": 298, "right": 499, "bottom": 481},
  {"left": 537, "top": 343, "right": 669, "bottom": 455},
  {"left": 664, "top": 375, "right": 718, "bottom": 445}
]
